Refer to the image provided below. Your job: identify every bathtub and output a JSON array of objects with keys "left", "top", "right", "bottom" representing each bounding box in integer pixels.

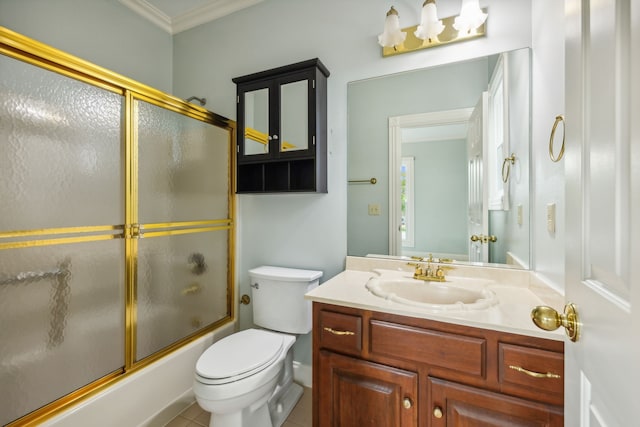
[{"left": 35, "top": 321, "right": 235, "bottom": 427}]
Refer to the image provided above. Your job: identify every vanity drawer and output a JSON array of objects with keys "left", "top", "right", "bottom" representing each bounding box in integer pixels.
[
  {"left": 499, "top": 343, "right": 564, "bottom": 405},
  {"left": 318, "top": 310, "right": 362, "bottom": 356},
  {"left": 370, "top": 320, "right": 486, "bottom": 377}
]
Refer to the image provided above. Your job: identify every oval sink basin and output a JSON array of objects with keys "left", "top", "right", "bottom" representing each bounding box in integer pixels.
[{"left": 365, "top": 277, "right": 498, "bottom": 311}]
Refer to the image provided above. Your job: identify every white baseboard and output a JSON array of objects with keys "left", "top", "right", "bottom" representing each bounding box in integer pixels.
[{"left": 293, "top": 361, "right": 312, "bottom": 388}]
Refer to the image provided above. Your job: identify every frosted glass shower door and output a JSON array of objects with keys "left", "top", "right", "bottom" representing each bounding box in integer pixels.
[
  {"left": 0, "top": 54, "right": 125, "bottom": 426},
  {"left": 135, "top": 99, "right": 232, "bottom": 361}
]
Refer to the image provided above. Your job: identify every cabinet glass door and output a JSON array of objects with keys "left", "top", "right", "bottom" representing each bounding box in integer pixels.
[
  {"left": 280, "top": 79, "right": 308, "bottom": 152},
  {"left": 243, "top": 87, "right": 269, "bottom": 156}
]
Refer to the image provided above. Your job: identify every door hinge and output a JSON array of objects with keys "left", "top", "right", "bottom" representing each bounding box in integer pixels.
[
  {"left": 312, "top": 80, "right": 315, "bottom": 89},
  {"left": 237, "top": 145, "right": 240, "bottom": 153},
  {"left": 237, "top": 95, "right": 239, "bottom": 104},
  {"left": 312, "top": 135, "right": 316, "bottom": 145}
]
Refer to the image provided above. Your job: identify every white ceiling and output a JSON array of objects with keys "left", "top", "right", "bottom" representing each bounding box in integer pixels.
[{"left": 119, "top": 0, "right": 264, "bottom": 35}]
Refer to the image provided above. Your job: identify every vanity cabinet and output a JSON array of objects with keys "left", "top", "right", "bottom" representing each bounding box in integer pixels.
[
  {"left": 313, "top": 302, "right": 564, "bottom": 427},
  {"left": 233, "top": 58, "right": 329, "bottom": 193}
]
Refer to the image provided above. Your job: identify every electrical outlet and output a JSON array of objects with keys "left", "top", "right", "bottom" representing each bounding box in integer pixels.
[
  {"left": 547, "top": 203, "right": 556, "bottom": 233},
  {"left": 368, "top": 203, "right": 381, "bottom": 216}
]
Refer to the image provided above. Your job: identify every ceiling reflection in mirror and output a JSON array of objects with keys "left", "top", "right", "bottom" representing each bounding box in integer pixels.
[{"left": 347, "top": 48, "right": 530, "bottom": 269}]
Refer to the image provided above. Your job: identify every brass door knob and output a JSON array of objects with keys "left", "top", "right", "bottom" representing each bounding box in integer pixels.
[
  {"left": 487, "top": 235, "right": 497, "bottom": 243},
  {"left": 470, "top": 234, "right": 481, "bottom": 242},
  {"left": 403, "top": 397, "right": 412, "bottom": 409},
  {"left": 433, "top": 406, "right": 443, "bottom": 418},
  {"left": 531, "top": 303, "right": 580, "bottom": 342}
]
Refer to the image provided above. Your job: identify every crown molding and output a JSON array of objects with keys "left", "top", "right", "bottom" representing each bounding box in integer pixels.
[
  {"left": 172, "top": 0, "right": 263, "bottom": 34},
  {"left": 119, "top": 0, "right": 263, "bottom": 35},
  {"left": 119, "top": 0, "right": 172, "bottom": 33}
]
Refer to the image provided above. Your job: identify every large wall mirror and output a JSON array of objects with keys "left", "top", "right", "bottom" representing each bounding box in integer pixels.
[{"left": 347, "top": 48, "right": 531, "bottom": 269}]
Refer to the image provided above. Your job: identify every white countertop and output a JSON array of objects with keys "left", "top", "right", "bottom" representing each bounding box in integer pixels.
[{"left": 305, "top": 257, "right": 565, "bottom": 341}]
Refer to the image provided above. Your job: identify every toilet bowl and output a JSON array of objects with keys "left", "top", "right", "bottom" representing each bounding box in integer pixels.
[
  {"left": 194, "top": 329, "right": 296, "bottom": 427},
  {"left": 193, "top": 266, "right": 322, "bottom": 427}
]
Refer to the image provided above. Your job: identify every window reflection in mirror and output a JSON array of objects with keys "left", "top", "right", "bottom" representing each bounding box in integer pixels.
[{"left": 244, "top": 87, "right": 269, "bottom": 155}]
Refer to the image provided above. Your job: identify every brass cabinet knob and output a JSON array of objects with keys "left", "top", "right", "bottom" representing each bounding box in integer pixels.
[
  {"left": 531, "top": 303, "right": 580, "bottom": 342},
  {"left": 433, "top": 406, "right": 443, "bottom": 418},
  {"left": 403, "top": 397, "right": 412, "bottom": 409}
]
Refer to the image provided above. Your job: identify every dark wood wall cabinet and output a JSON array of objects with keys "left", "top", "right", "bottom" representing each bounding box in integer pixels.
[
  {"left": 233, "top": 58, "right": 329, "bottom": 193},
  {"left": 313, "top": 302, "right": 565, "bottom": 427}
]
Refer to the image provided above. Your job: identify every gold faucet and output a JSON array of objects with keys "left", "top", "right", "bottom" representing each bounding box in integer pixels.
[{"left": 407, "top": 260, "right": 448, "bottom": 282}]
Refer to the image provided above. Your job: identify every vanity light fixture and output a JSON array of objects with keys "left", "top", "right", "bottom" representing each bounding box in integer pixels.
[{"left": 378, "top": 0, "right": 487, "bottom": 57}]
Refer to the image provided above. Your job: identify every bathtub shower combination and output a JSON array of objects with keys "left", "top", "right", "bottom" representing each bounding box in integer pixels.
[{"left": 0, "top": 27, "right": 235, "bottom": 426}]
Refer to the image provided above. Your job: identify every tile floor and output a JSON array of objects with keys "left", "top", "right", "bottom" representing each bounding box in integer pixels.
[{"left": 164, "top": 387, "right": 312, "bottom": 427}]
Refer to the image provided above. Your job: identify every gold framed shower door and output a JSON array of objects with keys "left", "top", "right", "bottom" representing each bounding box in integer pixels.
[{"left": 0, "top": 26, "right": 236, "bottom": 426}]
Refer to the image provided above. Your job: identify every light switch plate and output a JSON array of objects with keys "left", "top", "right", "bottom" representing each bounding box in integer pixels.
[
  {"left": 517, "top": 205, "right": 523, "bottom": 226},
  {"left": 368, "top": 204, "right": 381, "bottom": 216},
  {"left": 547, "top": 203, "right": 556, "bottom": 233}
]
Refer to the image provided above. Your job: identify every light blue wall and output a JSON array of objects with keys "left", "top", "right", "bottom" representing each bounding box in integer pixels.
[
  {"left": 402, "top": 139, "right": 468, "bottom": 257},
  {"left": 0, "top": 0, "right": 173, "bottom": 92},
  {"left": 532, "top": 0, "right": 565, "bottom": 290}
]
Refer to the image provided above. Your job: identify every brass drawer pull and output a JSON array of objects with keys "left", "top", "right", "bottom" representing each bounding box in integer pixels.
[
  {"left": 509, "top": 365, "right": 561, "bottom": 379},
  {"left": 323, "top": 327, "right": 355, "bottom": 336}
]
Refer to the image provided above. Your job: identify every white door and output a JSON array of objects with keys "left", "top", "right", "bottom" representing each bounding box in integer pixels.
[
  {"left": 467, "top": 93, "right": 489, "bottom": 263},
  {"left": 562, "top": 0, "right": 639, "bottom": 424}
]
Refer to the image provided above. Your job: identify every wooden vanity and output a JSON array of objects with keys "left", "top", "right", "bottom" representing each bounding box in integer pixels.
[{"left": 312, "top": 302, "right": 564, "bottom": 426}]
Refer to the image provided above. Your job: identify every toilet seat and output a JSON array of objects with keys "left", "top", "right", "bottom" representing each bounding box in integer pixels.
[{"left": 195, "top": 329, "right": 284, "bottom": 385}]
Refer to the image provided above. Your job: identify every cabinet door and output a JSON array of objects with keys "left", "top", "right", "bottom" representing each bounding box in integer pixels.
[
  {"left": 317, "top": 350, "right": 417, "bottom": 427},
  {"left": 238, "top": 81, "right": 271, "bottom": 159},
  {"left": 278, "top": 71, "right": 313, "bottom": 155},
  {"left": 428, "top": 377, "right": 563, "bottom": 427}
]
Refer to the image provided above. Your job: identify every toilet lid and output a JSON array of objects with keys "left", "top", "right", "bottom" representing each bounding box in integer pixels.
[{"left": 195, "top": 329, "right": 284, "bottom": 382}]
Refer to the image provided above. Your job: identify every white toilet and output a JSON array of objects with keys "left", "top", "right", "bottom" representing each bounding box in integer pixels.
[{"left": 193, "top": 266, "right": 322, "bottom": 427}]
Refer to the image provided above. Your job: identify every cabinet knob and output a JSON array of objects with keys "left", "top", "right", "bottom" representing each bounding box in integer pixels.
[
  {"left": 433, "top": 406, "right": 443, "bottom": 418},
  {"left": 403, "top": 397, "right": 412, "bottom": 409},
  {"left": 272, "top": 134, "right": 279, "bottom": 140}
]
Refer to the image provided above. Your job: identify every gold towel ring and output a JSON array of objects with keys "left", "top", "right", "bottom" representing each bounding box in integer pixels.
[
  {"left": 549, "top": 115, "right": 565, "bottom": 162},
  {"left": 502, "top": 153, "right": 516, "bottom": 183}
]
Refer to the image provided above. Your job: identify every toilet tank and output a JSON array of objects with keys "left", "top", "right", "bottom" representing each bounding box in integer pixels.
[{"left": 249, "top": 266, "right": 322, "bottom": 334}]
